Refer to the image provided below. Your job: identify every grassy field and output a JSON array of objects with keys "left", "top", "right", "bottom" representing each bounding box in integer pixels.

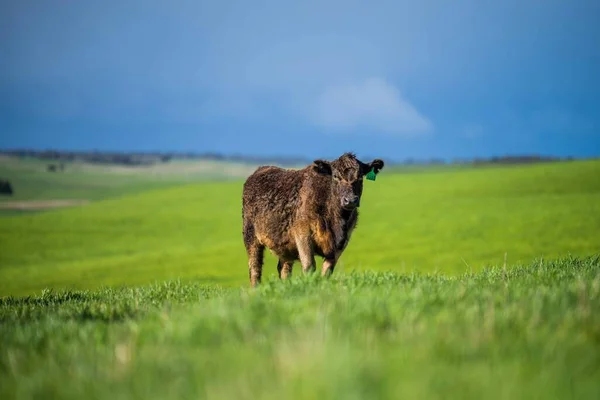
[
  {"left": 0, "top": 156, "right": 258, "bottom": 206},
  {"left": 1, "top": 158, "right": 600, "bottom": 398},
  {"left": 1, "top": 257, "right": 599, "bottom": 399},
  {"left": 1, "top": 159, "right": 599, "bottom": 296}
]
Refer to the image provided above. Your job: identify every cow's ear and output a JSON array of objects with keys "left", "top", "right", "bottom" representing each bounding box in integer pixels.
[
  {"left": 361, "top": 159, "right": 385, "bottom": 175},
  {"left": 370, "top": 159, "right": 385, "bottom": 174},
  {"left": 312, "top": 159, "right": 332, "bottom": 175}
]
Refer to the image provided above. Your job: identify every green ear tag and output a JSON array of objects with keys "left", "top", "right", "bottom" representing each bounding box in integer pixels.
[{"left": 366, "top": 168, "right": 377, "bottom": 181}]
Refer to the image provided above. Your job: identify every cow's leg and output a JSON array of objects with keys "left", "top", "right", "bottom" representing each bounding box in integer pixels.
[
  {"left": 295, "top": 236, "right": 316, "bottom": 274},
  {"left": 322, "top": 248, "right": 344, "bottom": 276},
  {"left": 277, "top": 259, "right": 293, "bottom": 279},
  {"left": 243, "top": 220, "right": 265, "bottom": 287},
  {"left": 246, "top": 243, "right": 265, "bottom": 287},
  {"left": 322, "top": 244, "right": 349, "bottom": 277},
  {"left": 323, "top": 210, "right": 357, "bottom": 277},
  {"left": 322, "top": 257, "right": 337, "bottom": 277}
]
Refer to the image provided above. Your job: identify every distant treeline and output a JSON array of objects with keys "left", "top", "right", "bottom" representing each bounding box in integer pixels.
[
  {"left": 0, "top": 149, "right": 584, "bottom": 167},
  {"left": 1, "top": 150, "right": 171, "bottom": 166},
  {"left": 418, "top": 155, "right": 574, "bottom": 166},
  {"left": 0, "top": 149, "right": 310, "bottom": 167}
]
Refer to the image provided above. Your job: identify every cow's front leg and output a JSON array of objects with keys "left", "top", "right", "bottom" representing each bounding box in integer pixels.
[
  {"left": 295, "top": 235, "right": 316, "bottom": 274},
  {"left": 322, "top": 249, "right": 343, "bottom": 277},
  {"left": 321, "top": 257, "right": 337, "bottom": 276},
  {"left": 322, "top": 237, "right": 351, "bottom": 277}
]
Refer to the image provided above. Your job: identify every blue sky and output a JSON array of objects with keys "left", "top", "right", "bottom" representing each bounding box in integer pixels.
[{"left": 1, "top": 0, "right": 599, "bottom": 161}]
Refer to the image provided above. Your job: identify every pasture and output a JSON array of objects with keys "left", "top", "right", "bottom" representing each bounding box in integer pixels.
[
  {"left": 1, "top": 157, "right": 600, "bottom": 398},
  {"left": 1, "top": 159, "right": 599, "bottom": 296}
]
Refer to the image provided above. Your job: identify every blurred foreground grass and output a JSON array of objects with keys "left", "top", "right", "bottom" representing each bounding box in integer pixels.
[{"left": 1, "top": 256, "right": 599, "bottom": 399}]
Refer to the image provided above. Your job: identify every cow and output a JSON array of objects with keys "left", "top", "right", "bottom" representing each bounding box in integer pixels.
[{"left": 242, "top": 152, "right": 384, "bottom": 287}]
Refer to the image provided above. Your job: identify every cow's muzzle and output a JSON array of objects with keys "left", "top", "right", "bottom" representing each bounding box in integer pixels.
[{"left": 342, "top": 196, "right": 360, "bottom": 209}]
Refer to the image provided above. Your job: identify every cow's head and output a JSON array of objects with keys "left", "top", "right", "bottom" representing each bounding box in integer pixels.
[{"left": 312, "top": 152, "right": 384, "bottom": 210}]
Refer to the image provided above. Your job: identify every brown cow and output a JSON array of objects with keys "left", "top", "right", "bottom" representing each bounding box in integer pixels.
[{"left": 242, "top": 152, "right": 384, "bottom": 286}]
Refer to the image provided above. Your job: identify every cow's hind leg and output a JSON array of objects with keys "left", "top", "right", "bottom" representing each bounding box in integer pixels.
[
  {"left": 246, "top": 243, "right": 264, "bottom": 287},
  {"left": 277, "top": 259, "right": 293, "bottom": 279},
  {"left": 243, "top": 220, "right": 264, "bottom": 287}
]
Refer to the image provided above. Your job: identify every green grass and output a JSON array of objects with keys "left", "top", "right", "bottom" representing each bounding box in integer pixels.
[
  {"left": 1, "top": 160, "right": 599, "bottom": 296},
  {"left": 1, "top": 160, "right": 599, "bottom": 398},
  {"left": 1, "top": 256, "right": 599, "bottom": 399}
]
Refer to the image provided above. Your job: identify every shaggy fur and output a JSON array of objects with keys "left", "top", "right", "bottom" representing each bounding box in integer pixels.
[{"left": 242, "top": 152, "right": 384, "bottom": 286}]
